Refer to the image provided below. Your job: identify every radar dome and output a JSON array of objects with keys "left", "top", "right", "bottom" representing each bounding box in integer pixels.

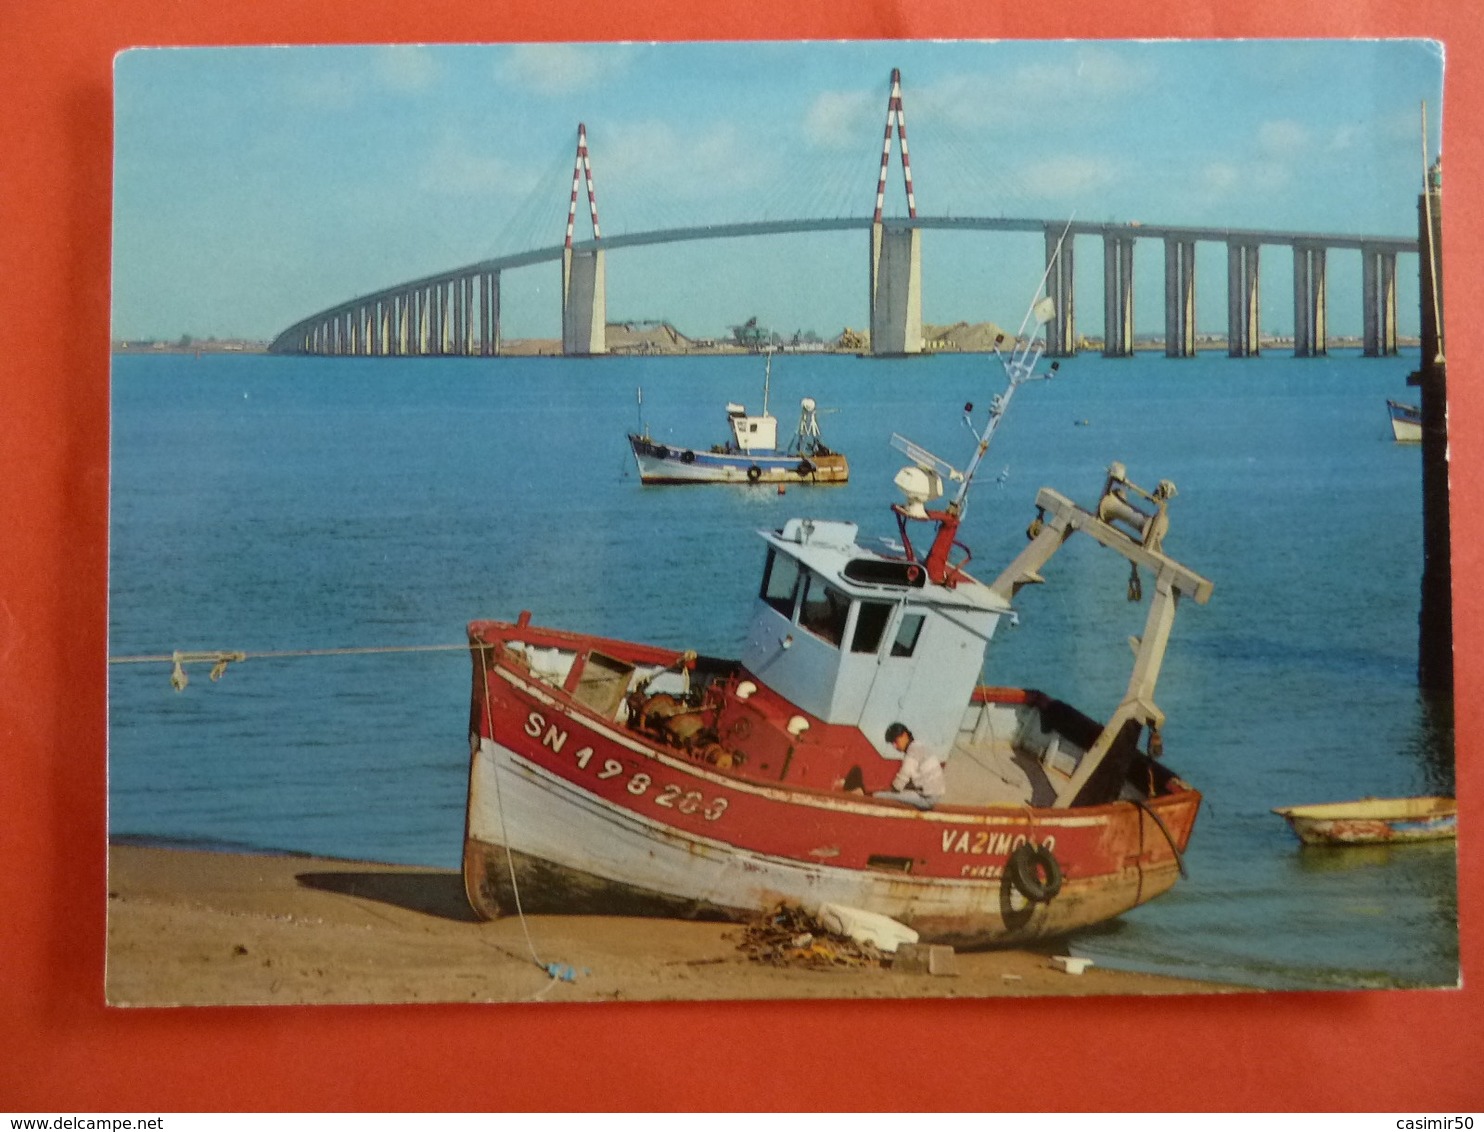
[{"left": 893, "top": 465, "right": 944, "bottom": 519}]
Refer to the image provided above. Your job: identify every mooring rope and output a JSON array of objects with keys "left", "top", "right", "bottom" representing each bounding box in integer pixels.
[
  {"left": 108, "top": 643, "right": 476, "bottom": 690},
  {"left": 1134, "top": 797, "right": 1190, "bottom": 880},
  {"left": 472, "top": 641, "right": 553, "bottom": 979},
  {"left": 115, "top": 636, "right": 570, "bottom": 993}
]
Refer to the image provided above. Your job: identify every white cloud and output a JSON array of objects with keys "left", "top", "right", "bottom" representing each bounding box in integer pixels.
[
  {"left": 1257, "top": 119, "right": 1309, "bottom": 158},
  {"left": 417, "top": 132, "right": 533, "bottom": 198},
  {"left": 1198, "top": 162, "right": 1244, "bottom": 196},
  {"left": 913, "top": 47, "right": 1158, "bottom": 132},
  {"left": 1013, "top": 46, "right": 1157, "bottom": 100},
  {"left": 803, "top": 89, "right": 881, "bottom": 151},
  {"left": 1195, "top": 158, "right": 1290, "bottom": 201},
  {"left": 599, "top": 118, "right": 771, "bottom": 204},
  {"left": 279, "top": 48, "right": 439, "bottom": 112},
  {"left": 498, "top": 44, "right": 634, "bottom": 96},
  {"left": 1020, "top": 154, "right": 1120, "bottom": 200},
  {"left": 283, "top": 69, "right": 360, "bottom": 113},
  {"left": 373, "top": 46, "right": 440, "bottom": 92}
]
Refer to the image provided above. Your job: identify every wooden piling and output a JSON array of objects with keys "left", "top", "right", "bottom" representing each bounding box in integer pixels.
[{"left": 1411, "top": 171, "right": 1451, "bottom": 693}]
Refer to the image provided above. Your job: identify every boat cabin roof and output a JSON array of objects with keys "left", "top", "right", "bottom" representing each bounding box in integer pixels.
[{"left": 758, "top": 518, "right": 1010, "bottom": 615}]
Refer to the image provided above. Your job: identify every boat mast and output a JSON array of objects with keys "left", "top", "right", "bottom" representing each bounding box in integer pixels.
[
  {"left": 762, "top": 348, "right": 772, "bottom": 417},
  {"left": 951, "top": 222, "right": 1071, "bottom": 520},
  {"left": 908, "top": 229, "right": 1068, "bottom": 583}
]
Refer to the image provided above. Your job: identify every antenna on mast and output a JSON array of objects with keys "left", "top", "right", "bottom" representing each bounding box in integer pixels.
[
  {"left": 762, "top": 348, "right": 773, "bottom": 417},
  {"left": 888, "top": 239, "right": 1068, "bottom": 585}
]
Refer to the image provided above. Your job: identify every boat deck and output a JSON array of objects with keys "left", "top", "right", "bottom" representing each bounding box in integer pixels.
[
  {"left": 944, "top": 697, "right": 1078, "bottom": 807},
  {"left": 487, "top": 627, "right": 1106, "bottom": 811}
]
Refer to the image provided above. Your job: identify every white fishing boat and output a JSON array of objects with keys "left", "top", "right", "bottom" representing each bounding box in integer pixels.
[{"left": 628, "top": 351, "right": 848, "bottom": 485}]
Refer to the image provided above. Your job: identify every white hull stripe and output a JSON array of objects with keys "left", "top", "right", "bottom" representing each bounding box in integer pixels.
[{"left": 471, "top": 737, "right": 1066, "bottom": 910}]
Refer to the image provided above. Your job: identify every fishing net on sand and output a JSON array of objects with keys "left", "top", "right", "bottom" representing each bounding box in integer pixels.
[{"left": 735, "top": 903, "right": 886, "bottom": 969}]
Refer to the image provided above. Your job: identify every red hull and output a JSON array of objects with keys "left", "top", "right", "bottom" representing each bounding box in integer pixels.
[{"left": 463, "top": 617, "right": 1201, "bottom": 948}]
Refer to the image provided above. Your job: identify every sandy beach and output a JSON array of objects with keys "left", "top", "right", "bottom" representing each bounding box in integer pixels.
[{"left": 106, "top": 843, "right": 1248, "bottom": 1006}]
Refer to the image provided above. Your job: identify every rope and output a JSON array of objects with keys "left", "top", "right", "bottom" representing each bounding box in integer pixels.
[
  {"left": 110, "top": 642, "right": 474, "bottom": 665},
  {"left": 116, "top": 634, "right": 570, "bottom": 992},
  {"left": 474, "top": 641, "right": 572, "bottom": 995},
  {"left": 1133, "top": 797, "right": 1189, "bottom": 880},
  {"left": 110, "top": 642, "right": 484, "bottom": 690}
]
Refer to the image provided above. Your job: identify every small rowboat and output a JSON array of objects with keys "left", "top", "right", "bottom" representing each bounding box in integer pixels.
[
  {"left": 1272, "top": 796, "right": 1456, "bottom": 846},
  {"left": 1386, "top": 399, "right": 1422, "bottom": 443}
]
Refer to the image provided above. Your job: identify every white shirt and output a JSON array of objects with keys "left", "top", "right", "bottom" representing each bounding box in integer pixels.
[{"left": 891, "top": 739, "right": 946, "bottom": 802}]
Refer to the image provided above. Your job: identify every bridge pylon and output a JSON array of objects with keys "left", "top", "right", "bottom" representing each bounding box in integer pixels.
[
  {"left": 562, "top": 123, "right": 607, "bottom": 356},
  {"left": 868, "top": 69, "right": 923, "bottom": 356}
]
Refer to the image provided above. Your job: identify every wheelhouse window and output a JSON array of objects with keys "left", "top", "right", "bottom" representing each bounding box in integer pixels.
[
  {"left": 799, "top": 573, "right": 851, "bottom": 648},
  {"left": 851, "top": 601, "right": 894, "bottom": 654},
  {"left": 760, "top": 550, "right": 802, "bottom": 619},
  {"left": 890, "top": 612, "right": 926, "bottom": 657}
]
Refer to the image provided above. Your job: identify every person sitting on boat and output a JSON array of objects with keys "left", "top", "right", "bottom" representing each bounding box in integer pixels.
[{"left": 873, "top": 722, "right": 946, "bottom": 810}]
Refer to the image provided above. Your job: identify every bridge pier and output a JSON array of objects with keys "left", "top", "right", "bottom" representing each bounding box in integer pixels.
[
  {"left": 480, "top": 270, "right": 501, "bottom": 356},
  {"left": 445, "top": 283, "right": 455, "bottom": 355},
  {"left": 1226, "top": 242, "right": 1261, "bottom": 357},
  {"left": 869, "top": 223, "right": 923, "bottom": 355},
  {"left": 1044, "top": 226, "right": 1076, "bottom": 357},
  {"left": 445, "top": 280, "right": 458, "bottom": 354},
  {"left": 1292, "top": 245, "right": 1327, "bottom": 357},
  {"left": 562, "top": 248, "right": 607, "bottom": 356},
  {"left": 1362, "top": 248, "right": 1398, "bottom": 357},
  {"left": 453, "top": 279, "right": 465, "bottom": 354},
  {"left": 1102, "top": 234, "right": 1134, "bottom": 357},
  {"left": 1163, "top": 238, "right": 1196, "bottom": 357}
]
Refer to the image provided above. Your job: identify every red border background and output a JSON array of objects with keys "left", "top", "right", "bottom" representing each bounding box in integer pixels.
[{"left": 2, "top": 0, "right": 1479, "bottom": 1113}]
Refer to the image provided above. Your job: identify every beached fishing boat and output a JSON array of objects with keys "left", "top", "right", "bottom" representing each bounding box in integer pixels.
[
  {"left": 1273, "top": 796, "right": 1456, "bottom": 846},
  {"left": 627, "top": 351, "right": 848, "bottom": 485},
  {"left": 1387, "top": 399, "right": 1422, "bottom": 443},
  {"left": 464, "top": 304, "right": 1214, "bottom": 949}
]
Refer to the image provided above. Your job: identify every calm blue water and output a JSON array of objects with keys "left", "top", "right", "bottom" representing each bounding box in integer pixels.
[{"left": 108, "top": 348, "right": 1458, "bottom": 991}]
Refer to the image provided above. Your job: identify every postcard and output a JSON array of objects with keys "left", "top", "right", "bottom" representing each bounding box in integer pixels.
[{"left": 107, "top": 40, "right": 1454, "bottom": 1006}]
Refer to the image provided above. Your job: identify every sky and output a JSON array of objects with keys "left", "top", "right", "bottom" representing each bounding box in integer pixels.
[{"left": 111, "top": 40, "right": 1445, "bottom": 343}]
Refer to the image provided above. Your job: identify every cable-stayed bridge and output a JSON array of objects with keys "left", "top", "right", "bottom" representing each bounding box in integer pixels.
[{"left": 268, "top": 69, "right": 1419, "bottom": 361}]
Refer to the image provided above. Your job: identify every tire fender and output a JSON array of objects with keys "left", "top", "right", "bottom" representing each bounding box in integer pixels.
[{"left": 1006, "top": 842, "right": 1063, "bottom": 903}]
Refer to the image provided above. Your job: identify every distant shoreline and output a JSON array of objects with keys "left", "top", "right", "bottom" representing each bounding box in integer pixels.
[{"left": 113, "top": 335, "right": 1423, "bottom": 358}]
